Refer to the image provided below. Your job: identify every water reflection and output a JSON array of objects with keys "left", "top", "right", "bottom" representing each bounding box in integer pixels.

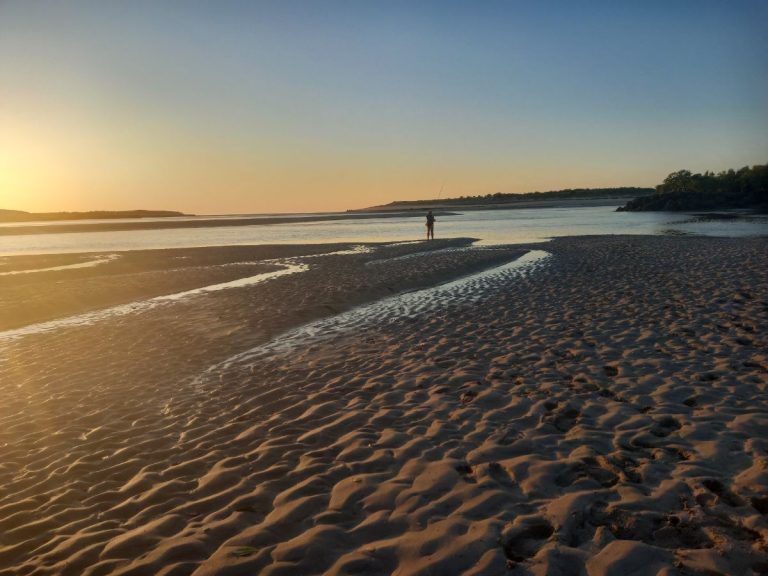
[{"left": 0, "top": 206, "right": 765, "bottom": 256}]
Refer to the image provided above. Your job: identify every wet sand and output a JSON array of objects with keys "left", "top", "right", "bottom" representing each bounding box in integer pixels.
[
  {"left": 0, "top": 244, "right": 355, "bottom": 331},
  {"left": 0, "top": 236, "right": 766, "bottom": 575}
]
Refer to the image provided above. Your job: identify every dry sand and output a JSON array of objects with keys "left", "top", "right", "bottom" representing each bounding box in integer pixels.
[{"left": 0, "top": 236, "right": 766, "bottom": 575}]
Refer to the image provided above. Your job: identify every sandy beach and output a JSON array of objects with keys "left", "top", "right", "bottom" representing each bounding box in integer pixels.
[{"left": 1, "top": 235, "right": 766, "bottom": 575}]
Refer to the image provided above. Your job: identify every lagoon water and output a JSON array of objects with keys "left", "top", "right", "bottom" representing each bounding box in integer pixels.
[{"left": 1, "top": 205, "right": 766, "bottom": 256}]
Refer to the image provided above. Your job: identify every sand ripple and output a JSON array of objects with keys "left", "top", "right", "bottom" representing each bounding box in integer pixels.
[{"left": 1, "top": 236, "right": 766, "bottom": 575}]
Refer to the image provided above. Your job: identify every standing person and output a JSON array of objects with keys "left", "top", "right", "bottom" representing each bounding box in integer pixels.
[{"left": 426, "top": 210, "right": 436, "bottom": 240}]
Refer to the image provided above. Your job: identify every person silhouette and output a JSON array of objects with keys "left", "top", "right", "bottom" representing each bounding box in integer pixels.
[{"left": 426, "top": 210, "right": 435, "bottom": 240}]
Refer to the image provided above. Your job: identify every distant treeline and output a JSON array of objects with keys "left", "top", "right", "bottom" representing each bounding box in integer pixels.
[
  {"left": 373, "top": 187, "right": 653, "bottom": 209},
  {"left": 0, "top": 209, "right": 186, "bottom": 223},
  {"left": 618, "top": 164, "right": 768, "bottom": 212}
]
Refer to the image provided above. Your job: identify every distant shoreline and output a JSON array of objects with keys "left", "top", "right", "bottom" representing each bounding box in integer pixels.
[
  {"left": 348, "top": 195, "right": 640, "bottom": 213},
  {"left": 0, "top": 197, "right": 639, "bottom": 237},
  {"left": 0, "top": 211, "right": 459, "bottom": 237},
  {"left": 349, "top": 187, "right": 653, "bottom": 212},
  {"left": 0, "top": 209, "right": 187, "bottom": 223}
]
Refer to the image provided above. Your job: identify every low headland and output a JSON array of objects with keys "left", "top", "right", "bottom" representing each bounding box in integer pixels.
[
  {"left": 352, "top": 163, "right": 768, "bottom": 215},
  {"left": 0, "top": 209, "right": 188, "bottom": 223},
  {"left": 352, "top": 187, "right": 654, "bottom": 213}
]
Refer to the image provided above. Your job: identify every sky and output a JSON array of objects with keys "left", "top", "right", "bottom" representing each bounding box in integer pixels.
[{"left": 0, "top": 1, "right": 766, "bottom": 214}]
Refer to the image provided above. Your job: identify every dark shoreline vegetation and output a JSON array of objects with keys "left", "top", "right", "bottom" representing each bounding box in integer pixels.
[
  {"left": 618, "top": 163, "right": 768, "bottom": 212},
  {"left": 353, "top": 187, "right": 654, "bottom": 212},
  {"left": 0, "top": 209, "right": 187, "bottom": 223}
]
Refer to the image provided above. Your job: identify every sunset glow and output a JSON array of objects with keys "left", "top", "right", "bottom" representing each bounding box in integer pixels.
[{"left": 1, "top": 1, "right": 766, "bottom": 214}]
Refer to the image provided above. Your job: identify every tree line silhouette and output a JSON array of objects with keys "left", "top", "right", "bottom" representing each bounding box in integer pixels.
[
  {"left": 618, "top": 163, "right": 768, "bottom": 212},
  {"left": 371, "top": 187, "right": 653, "bottom": 210}
]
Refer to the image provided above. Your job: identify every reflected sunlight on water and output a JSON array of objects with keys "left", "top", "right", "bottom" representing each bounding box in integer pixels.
[{"left": 0, "top": 206, "right": 766, "bottom": 256}]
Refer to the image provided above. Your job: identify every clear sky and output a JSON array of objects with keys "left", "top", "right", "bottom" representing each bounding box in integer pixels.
[{"left": 1, "top": 0, "right": 766, "bottom": 214}]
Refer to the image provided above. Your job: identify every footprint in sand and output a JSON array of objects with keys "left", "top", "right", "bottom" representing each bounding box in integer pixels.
[
  {"left": 751, "top": 496, "right": 768, "bottom": 515},
  {"left": 494, "top": 426, "right": 522, "bottom": 446},
  {"left": 542, "top": 402, "right": 580, "bottom": 432},
  {"left": 502, "top": 517, "right": 555, "bottom": 564},
  {"left": 603, "top": 365, "right": 619, "bottom": 377},
  {"left": 650, "top": 416, "right": 682, "bottom": 438},
  {"left": 552, "top": 407, "right": 580, "bottom": 432},
  {"left": 454, "top": 462, "right": 477, "bottom": 483},
  {"left": 555, "top": 457, "right": 619, "bottom": 488},
  {"left": 459, "top": 389, "right": 478, "bottom": 405},
  {"left": 487, "top": 461, "right": 517, "bottom": 490},
  {"left": 700, "top": 478, "right": 745, "bottom": 507}
]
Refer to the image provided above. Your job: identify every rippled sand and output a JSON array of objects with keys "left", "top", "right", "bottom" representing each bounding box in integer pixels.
[{"left": 1, "top": 236, "right": 766, "bottom": 575}]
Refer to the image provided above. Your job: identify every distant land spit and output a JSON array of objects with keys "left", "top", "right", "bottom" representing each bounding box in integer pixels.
[
  {"left": 351, "top": 187, "right": 653, "bottom": 212},
  {"left": 0, "top": 209, "right": 187, "bottom": 223}
]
